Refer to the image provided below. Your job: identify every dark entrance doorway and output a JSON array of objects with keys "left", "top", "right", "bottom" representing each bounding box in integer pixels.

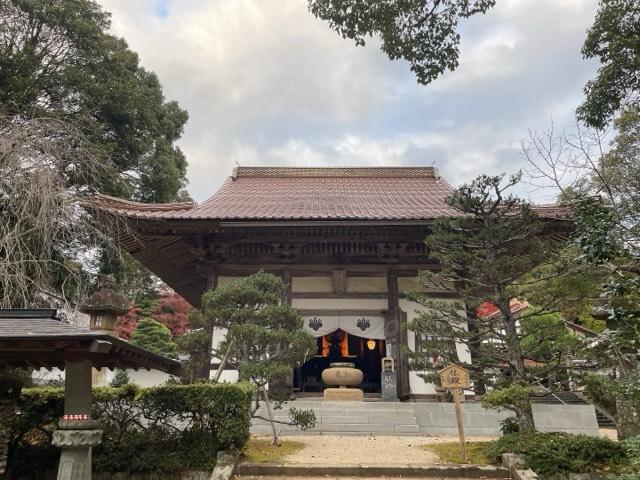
[{"left": 294, "top": 329, "right": 386, "bottom": 394}]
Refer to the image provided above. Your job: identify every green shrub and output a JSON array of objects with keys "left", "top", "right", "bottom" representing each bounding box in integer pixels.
[
  {"left": 485, "top": 432, "right": 627, "bottom": 475},
  {"left": 499, "top": 417, "right": 520, "bottom": 435},
  {"left": 7, "top": 382, "right": 254, "bottom": 478}
]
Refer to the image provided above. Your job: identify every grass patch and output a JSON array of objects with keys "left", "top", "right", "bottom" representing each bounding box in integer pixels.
[
  {"left": 242, "top": 438, "right": 305, "bottom": 463},
  {"left": 423, "top": 442, "right": 491, "bottom": 465}
]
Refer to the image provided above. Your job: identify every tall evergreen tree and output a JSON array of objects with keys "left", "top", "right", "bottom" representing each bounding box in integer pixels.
[
  {"left": 408, "top": 173, "right": 575, "bottom": 431},
  {"left": 0, "top": 0, "right": 189, "bottom": 202}
]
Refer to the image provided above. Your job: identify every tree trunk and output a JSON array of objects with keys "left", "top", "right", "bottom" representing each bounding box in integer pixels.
[
  {"left": 465, "top": 304, "right": 486, "bottom": 395},
  {"left": 500, "top": 300, "right": 536, "bottom": 431},
  {"left": 262, "top": 387, "right": 280, "bottom": 446},
  {"left": 212, "top": 340, "right": 233, "bottom": 383},
  {"left": 197, "top": 324, "right": 214, "bottom": 380},
  {"left": 516, "top": 397, "right": 536, "bottom": 432}
]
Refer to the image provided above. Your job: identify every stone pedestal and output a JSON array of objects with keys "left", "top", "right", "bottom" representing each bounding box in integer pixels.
[
  {"left": 323, "top": 387, "right": 364, "bottom": 401},
  {"left": 322, "top": 362, "right": 364, "bottom": 401},
  {"left": 52, "top": 429, "right": 102, "bottom": 480}
]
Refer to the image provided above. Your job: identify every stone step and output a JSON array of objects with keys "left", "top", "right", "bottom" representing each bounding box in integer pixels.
[
  {"left": 251, "top": 424, "right": 421, "bottom": 434},
  {"left": 236, "top": 463, "right": 510, "bottom": 478}
]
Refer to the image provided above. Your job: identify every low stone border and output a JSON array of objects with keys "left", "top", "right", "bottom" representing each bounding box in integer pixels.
[
  {"left": 500, "top": 453, "right": 606, "bottom": 480},
  {"left": 236, "top": 462, "right": 510, "bottom": 478},
  {"left": 501, "top": 453, "right": 539, "bottom": 480}
]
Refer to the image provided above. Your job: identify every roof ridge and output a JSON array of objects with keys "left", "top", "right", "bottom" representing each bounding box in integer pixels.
[
  {"left": 88, "top": 193, "right": 195, "bottom": 212},
  {"left": 232, "top": 166, "right": 439, "bottom": 179}
]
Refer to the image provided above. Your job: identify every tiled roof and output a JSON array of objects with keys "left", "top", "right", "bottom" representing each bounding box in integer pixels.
[
  {"left": 93, "top": 166, "right": 460, "bottom": 221},
  {"left": 0, "top": 309, "right": 182, "bottom": 373},
  {"left": 0, "top": 309, "right": 95, "bottom": 337},
  {"left": 90, "top": 166, "right": 571, "bottom": 222}
]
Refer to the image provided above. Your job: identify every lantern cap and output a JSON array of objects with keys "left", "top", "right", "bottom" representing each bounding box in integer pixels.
[{"left": 80, "top": 275, "right": 130, "bottom": 315}]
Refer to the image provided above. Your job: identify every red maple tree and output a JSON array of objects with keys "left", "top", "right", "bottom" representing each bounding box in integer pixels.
[{"left": 116, "top": 290, "right": 193, "bottom": 339}]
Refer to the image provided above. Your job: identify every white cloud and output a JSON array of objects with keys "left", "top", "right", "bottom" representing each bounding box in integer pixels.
[{"left": 98, "top": 0, "right": 600, "bottom": 203}]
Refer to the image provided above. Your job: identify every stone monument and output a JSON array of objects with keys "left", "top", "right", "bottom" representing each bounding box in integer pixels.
[{"left": 322, "top": 362, "right": 364, "bottom": 401}]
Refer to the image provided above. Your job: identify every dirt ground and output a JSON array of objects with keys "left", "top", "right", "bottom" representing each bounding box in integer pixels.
[{"left": 251, "top": 435, "right": 497, "bottom": 465}]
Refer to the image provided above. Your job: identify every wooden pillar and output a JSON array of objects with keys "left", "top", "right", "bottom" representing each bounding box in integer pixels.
[
  {"left": 282, "top": 270, "right": 292, "bottom": 305},
  {"left": 387, "top": 271, "right": 411, "bottom": 400},
  {"left": 200, "top": 270, "right": 218, "bottom": 380},
  {"left": 270, "top": 270, "right": 294, "bottom": 400}
]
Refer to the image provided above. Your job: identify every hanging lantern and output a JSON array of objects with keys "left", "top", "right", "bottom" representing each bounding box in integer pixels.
[{"left": 367, "top": 338, "right": 376, "bottom": 350}]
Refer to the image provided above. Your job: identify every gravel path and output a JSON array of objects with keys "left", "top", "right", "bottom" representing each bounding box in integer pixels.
[{"left": 256, "top": 435, "right": 496, "bottom": 465}]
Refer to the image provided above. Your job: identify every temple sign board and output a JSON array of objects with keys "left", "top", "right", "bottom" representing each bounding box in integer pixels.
[
  {"left": 439, "top": 364, "right": 471, "bottom": 389},
  {"left": 439, "top": 364, "right": 471, "bottom": 462}
]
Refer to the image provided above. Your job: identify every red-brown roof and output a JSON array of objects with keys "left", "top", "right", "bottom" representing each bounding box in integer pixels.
[
  {"left": 90, "top": 166, "right": 571, "bottom": 223},
  {"left": 93, "top": 166, "right": 459, "bottom": 221}
]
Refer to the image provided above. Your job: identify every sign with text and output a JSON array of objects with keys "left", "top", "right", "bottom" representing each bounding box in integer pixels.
[
  {"left": 439, "top": 364, "right": 471, "bottom": 462},
  {"left": 439, "top": 364, "right": 471, "bottom": 389}
]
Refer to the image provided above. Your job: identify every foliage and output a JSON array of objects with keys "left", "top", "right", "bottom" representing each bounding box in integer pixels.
[
  {"left": 130, "top": 318, "right": 179, "bottom": 359},
  {"left": 109, "top": 370, "right": 130, "bottom": 388},
  {"left": 116, "top": 290, "right": 193, "bottom": 339},
  {"left": 580, "top": 373, "right": 618, "bottom": 416},
  {"left": 618, "top": 435, "right": 640, "bottom": 478},
  {"left": 577, "top": 0, "right": 640, "bottom": 129},
  {"left": 408, "top": 173, "right": 578, "bottom": 431},
  {"left": 0, "top": 0, "right": 189, "bottom": 203},
  {"left": 200, "top": 273, "right": 317, "bottom": 441},
  {"left": 175, "top": 328, "right": 211, "bottom": 383},
  {"left": 520, "top": 310, "right": 580, "bottom": 361},
  {"left": 7, "top": 382, "right": 254, "bottom": 477},
  {"left": 423, "top": 442, "right": 490, "bottom": 465},
  {"left": 499, "top": 417, "right": 520, "bottom": 435},
  {"left": 485, "top": 432, "right": 628, "bottom": 475},
  {"left": 481, "top": 385, "right": 535, "bottom": 414},
  {"left": 0, "top": 114, "right": 118, "bottom": 307},
  {"left": 308, "top": 0, "right": 495, "bottom": 85},
  {"left": 242, "top": 438, "right": 305, "bottom": 463}
]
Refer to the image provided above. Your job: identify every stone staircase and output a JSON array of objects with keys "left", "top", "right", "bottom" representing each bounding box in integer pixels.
[
  {"left": 529, "top": 391, "right": 617, "bottom": 428},
  {"left": 251, "top": 398, "right": 601, "bottom": 436},
  {"left": 252, "top": 400, "right": 420, "bottom": 435}
]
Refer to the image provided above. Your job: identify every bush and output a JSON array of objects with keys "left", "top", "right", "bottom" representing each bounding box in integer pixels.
[
  {"left": 499, "top": 416, "right": 520, "bottom": 435},
  {"left": 7, "top": 382, "right": 254, "bottom": 478},
  {"left": 485, "top": 432, "right": 628, "bottom": 475}
]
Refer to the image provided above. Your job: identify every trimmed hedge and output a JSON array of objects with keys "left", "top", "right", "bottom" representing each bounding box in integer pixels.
[
  {"left": 485, "top": 431, "right": 628, "bottom": 475},
  {"left": 7, "top": 382, "right": 254, "bottom": 478}
]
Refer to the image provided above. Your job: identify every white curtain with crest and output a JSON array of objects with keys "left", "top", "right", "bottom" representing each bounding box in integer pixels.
[{"left": 302, "top": 315, "right": 386, "bottom": 339}]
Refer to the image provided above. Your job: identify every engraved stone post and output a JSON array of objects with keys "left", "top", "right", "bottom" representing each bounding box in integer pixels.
[{"left": 53, "top": 360, "right": 102, "bottom": 480}]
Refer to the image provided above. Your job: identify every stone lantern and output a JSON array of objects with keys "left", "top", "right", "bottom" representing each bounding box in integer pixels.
[{"left": 81, "top": 275, "right": 130, "bottom": 333}]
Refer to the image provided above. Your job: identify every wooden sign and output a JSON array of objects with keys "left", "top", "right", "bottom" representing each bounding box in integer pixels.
[
  {"left": 439, "top": 364, "right": 471, "bottom": 389},
  {"left": 439, "top": 364, "right": 471, "bottom": 462}
]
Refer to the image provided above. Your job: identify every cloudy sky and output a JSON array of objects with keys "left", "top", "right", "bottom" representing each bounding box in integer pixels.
[{"left": 99, "top": 0, "right": 599, "bottom": 203}]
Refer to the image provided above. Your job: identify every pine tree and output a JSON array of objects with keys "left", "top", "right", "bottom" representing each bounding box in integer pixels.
[{"left": 130, "top": 318, "right": 178, "bottom": 359}]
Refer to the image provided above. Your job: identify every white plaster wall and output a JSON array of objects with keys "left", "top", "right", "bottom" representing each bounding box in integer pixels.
[
  {"left": 292, "top": 276, "right": 332, "bottom": 292},
  {"left": 292, "top": 298, "right": 387, "bottom": 310},
  {"left": 346, "top": 277, "right": 387, "bottom": 293},
  {"left": 401, "top": 298, "right": 470, "bottom": 395},
  {"left": 125, "top": 369, "right": 173, "bottom": 388}
]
